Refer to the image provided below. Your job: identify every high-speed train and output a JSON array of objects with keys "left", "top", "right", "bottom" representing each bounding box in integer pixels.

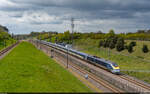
[{"left": 36, "top": 40, "right": 120, "bottom": 74}]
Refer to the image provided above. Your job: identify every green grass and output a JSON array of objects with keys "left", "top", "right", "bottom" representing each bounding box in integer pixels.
[
  {"left": 74, "top": 38, "right": 150, "bottom": 84},
  {"left": 0, "top": 42, "right": 91, "bottom": 92}
]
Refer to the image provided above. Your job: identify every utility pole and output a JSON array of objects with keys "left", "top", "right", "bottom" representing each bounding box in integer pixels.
[{"left": 71, "top": 18, "right": 74, "bottom": 48}]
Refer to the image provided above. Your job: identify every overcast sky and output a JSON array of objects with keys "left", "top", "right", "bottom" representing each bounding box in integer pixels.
[{"left": 0, "top": 0, "right": 150, "bottom": 34}]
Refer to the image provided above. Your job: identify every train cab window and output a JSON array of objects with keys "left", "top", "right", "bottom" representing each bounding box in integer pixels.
[{"left": 112, "top": 63, "right": 118, "bottom": 67}]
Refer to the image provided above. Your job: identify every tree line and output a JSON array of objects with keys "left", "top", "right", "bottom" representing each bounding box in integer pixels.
[
  {"left": 29, "top": 29, "right": 150, "bottom": 42},
  {"left": 29, "top": 29, "right": 149, "bottom": 53},
  {"left": 0, "top": 25, "right": 15, "bottom": 47},
  {"left": 98, "top": 30, "right": 149, "bottom": 53}
]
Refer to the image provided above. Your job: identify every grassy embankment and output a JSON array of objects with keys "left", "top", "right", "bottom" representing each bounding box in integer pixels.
[
  {"left": 0, "top": 39, "right": 16, "bottom": 50},
  {"left": 74, "top": 39, "right": 150, "bottom": 83},
  {"left": 0, "top": 42, "right": 91, "bottom": 92}
]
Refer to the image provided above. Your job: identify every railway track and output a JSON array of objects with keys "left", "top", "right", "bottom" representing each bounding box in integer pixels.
[
  {"left": 0, "top": 42, "right": 19, "bottom": 57},
  {"left": 43, "top": 44, "right": 123, "bottom": 93},
  {"left": 65, "top": 57, "right": 123, "bottom": 93},
  {"left": 119, "top": 75, "right": 150, "bottom": 91},
  {"left": 32, "top": 40, "right": 150, "bottom": 92}
]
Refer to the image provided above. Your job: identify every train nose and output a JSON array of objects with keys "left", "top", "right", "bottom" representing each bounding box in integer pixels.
[{"left": 112, "top": 69, "right": 120, "bottom": 74}]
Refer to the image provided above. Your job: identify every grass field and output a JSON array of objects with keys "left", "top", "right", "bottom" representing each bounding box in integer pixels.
[
  {"left": 0, "top": 42, "right": 91, "bottom": 92},
  {"left": 74, "top": 38, "right": 150, "bottom": 84}
]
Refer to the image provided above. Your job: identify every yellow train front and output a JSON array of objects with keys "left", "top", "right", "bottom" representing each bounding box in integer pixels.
[
  {"left": 109, "top": 63, "right": 120, "bottom": 74},
  {"left": 86, "top": 56, "right": 120, "bottom": 74}
]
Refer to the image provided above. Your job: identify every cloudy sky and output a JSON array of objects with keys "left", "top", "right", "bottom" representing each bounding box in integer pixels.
[{"left": 0, "top": 0, "right": 150, "bottom": 34}]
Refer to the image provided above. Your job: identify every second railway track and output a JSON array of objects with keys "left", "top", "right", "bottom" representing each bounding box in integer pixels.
[
  {"left": 0, "top": 42, "right": 19, "bottom": 57},
  {"left": 64, "top": 57, "right": 123, "bottom": 92},
  {"left": 119, "top": 75, "right": 150, "bottom": 91}
]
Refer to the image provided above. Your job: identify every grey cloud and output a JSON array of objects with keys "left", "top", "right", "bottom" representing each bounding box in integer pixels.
[
  {"left": 0, "top": 0, "right": 150, "bottom": 34},
  {"left": 8, "top": 0, "right": 150, "bottom": 12},
  {"left": 4, "top": 0, "right": 150, "bottom": 19}
]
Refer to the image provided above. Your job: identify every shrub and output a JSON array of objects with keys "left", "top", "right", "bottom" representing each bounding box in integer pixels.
[
  {"left": 130, "top": 41, "right": 136, "bottom": 47},
  {"left": 124, "top": 44, "right": 128, "bottom": 49},
  {"left": 99, "top": 40, "right": 104, "bottom": 47},
  {"left": 128, "top": 44, "right": 133, "bottom": 53},
  {"left": 142, "top": 45, "right": 149, "bottom": 53},
  {"left": 103, "top": 40, "right": 107, "bottom": 48},
  {"left": 116, "top": 37, "right": 124, "bottom": 52},
  {"left": 109, "top": 40, "right": 115, "bottom": 49}
]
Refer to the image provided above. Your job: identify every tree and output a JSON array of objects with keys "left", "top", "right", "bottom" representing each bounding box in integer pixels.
[
  {"left": 128, "top": 44, "right": 133, "bottom": 53},
  {"left": 137, "top": 30, "right": 145, "bottom": 33},
  {"left": 147, "top": 30, "right": 150, "bottom": 34},
  {"left": 0, "top": 25, "right": 9, "bottom": 32},
  {"left": 106, "top": 38, "right": 113, "bottom": 48},
  {"left": 116, "top": 37, "right": 124, "bottom": 52},
  {"left": 97, "top": 30, "right": 103, "bottom": 34},
  {"left": 142, "top": 45, "right": 149, "bottom": 53},
  {"left": 62, "top": 30, "right": 71, "bottom": 43},
  {"left": 103, "top": 40, "right": 107, "bottom": 48},
  {"left": 112, "top": 36, "right": 118, "bottom": 44},
  {"left": 106, "top": 29, "right": 115, "bottom": 38},
  {"left": 109, "top": 40, "right": 115, "bottom": 49},
  {"left": 124, "top": 45, "right": 128, "bottom": 49},
  {"left": 99, "top": 40, "right": 104, "bottom": 47},
  {"left": 129, "top": 41, "right": 136, "bottom": 47}
]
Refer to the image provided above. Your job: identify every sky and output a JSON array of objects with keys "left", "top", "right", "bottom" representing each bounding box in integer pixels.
[{"left": 0, "top": 0, "right": 150, "bottom": 34}]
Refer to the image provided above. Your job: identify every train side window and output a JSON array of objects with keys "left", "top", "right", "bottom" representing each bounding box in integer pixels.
[{"left": 92, "top": 58, "right": 95, "bottom": 62}]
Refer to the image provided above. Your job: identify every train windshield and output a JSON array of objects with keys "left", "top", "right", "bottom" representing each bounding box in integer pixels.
[{"left": 112, "top": 63, "right": 118, "bottom": 67}]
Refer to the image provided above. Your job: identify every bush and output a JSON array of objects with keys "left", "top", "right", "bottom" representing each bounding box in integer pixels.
[
  {"left": 116, "top": 37, "right": 124, "bottom": 52},
  {"left": 103, "top": 40, "right": 107, "bottom": 48},
  {"left": 105, "top": 38, "right": 111, "bottom": 47},
  {"left": 128, "top": 44, "right": 133, "bottom": 53},
  {"left": 142, "top": 45, "right": 149, "bottom": 53},
  {"left": 109, "top": 40, "right": 115, "bottom": 49},
  {"left": 130, "top": 41, "right": 136, "bottom": 47},
  {"left": 124, "top": 44, "right": 128, "bottom": 49},
  {"left": 99, "top": 40, "right": 104, "bottom": 47}
]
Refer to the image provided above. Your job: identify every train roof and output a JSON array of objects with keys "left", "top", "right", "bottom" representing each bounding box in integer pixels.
[
  {"left": 70, "top": 49, "right": 88, "bottom": 56},
  {"left": 39, "top": 40, "right": 117, "bottom": 65},
  {"left": 95, "top": 57, "right": 114, "bottom": 64},
  {"left": 77, "top": 51, "right": 89, "bottom": 56}
]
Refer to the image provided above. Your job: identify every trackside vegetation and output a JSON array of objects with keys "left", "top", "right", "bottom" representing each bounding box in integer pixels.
[
  {"left": 0, "top": 42, "right": 91, "bottom": 92},
  {"left": 0, "top": 25, "right": 16, "bottom": 50}
]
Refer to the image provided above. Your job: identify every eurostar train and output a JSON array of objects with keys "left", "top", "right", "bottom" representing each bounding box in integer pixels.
[{"left": 37, "top": 40, "right": 120, "bottom": 74}]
